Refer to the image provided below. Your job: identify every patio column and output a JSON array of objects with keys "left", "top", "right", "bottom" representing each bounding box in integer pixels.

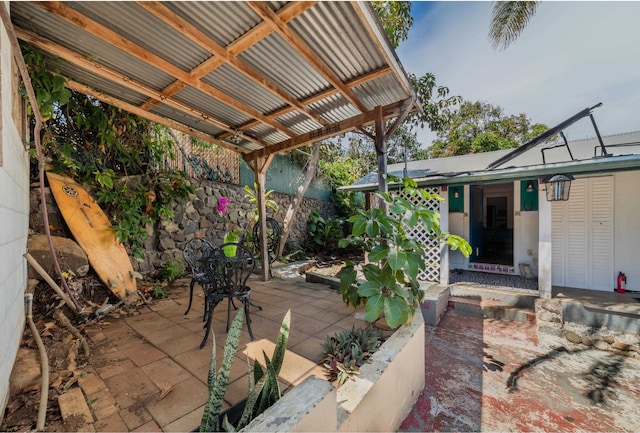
[
  {"left": 374, "top": 106, "right": 387, "bottom": 205},
  {"left": 247, "top": 153, "right": 274, "bottom": 281},
  {"left": 538, "top": 183, "right": 553, "bottom": 299}
]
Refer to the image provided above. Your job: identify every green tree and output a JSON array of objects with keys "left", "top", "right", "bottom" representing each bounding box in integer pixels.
[
  {"left": 489, "top": 1, "right": 539, "bottom": 51},
  {"left": 428, "top": 101, "right": 547, "bottom": 158}
]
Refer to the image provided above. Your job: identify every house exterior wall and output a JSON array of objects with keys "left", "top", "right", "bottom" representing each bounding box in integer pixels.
[
  {"left": 614, "top": 170, "right": 640, "bottom": 292},
  {"left": 0, "top": 10, "right": 30, "bottom": 421}
]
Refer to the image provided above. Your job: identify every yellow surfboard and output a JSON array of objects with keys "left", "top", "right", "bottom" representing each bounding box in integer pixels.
[{"left": 46, "top": 171, "right": 137, "bottom": 301}]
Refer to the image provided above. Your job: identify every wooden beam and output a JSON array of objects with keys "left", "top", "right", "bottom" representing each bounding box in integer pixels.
[
  {"left": 246, "top": 97, "right": 414, "bottom": 158},
  {"left": 35, "top": 1, "right": 296, "bottom": 138},
  {"left": 139, "top": 1, "right": 316, "bottom": 111},
  {"left": 138, "top": 1, "right": 327, "bottom": 127},
  {"left": 217, "top": 66, "right": 393, "bottom": 141},
  {"left": 248, "top": 1, "right": 369, "bottom": 114},
  {"left": 65, "top": 80, "right": 246, "bottom": 154},
  {"left": 15, "top": 27, "right": 270, "bottom": 151}
]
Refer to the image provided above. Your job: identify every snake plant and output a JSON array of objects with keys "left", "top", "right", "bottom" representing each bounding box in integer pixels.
[{"left": 199, "top": 309, "right": 291, "bottom": 432}]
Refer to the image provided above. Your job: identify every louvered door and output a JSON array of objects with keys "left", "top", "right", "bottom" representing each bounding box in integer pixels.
[{"left": 551, "top": 176, "right": 613, "bottom": 290}]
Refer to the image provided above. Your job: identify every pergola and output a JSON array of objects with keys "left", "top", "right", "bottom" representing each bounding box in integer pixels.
[{"left": 9, "top": 1, "right": 418, "bottom": 279}]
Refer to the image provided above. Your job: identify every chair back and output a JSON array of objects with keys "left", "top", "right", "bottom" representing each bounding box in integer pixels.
[
  {"left": 206, "top": 243, "right": 256, "bottom": 295},
  {"left": 182, "top": 238, "right": 214, "bottom": 279},
  {"left": 252, "top": 217, "right": 282, "bottom": 263}
]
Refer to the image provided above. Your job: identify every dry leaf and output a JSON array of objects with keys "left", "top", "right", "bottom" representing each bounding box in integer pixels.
[{"left": 156, "top": 386, "right": 173, "bottom": 402}]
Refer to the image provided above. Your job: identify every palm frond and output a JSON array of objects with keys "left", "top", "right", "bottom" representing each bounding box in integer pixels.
[{"left": 489, "top": 1, "right": 539, "bottom": 51}]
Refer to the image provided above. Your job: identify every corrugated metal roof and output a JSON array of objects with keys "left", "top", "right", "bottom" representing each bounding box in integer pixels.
[
  {"left": 10, "top": 1, "right": 417, "bottom": 158},
  {"left": 347, "top": 131, "right": 640, "bottom": 190}
]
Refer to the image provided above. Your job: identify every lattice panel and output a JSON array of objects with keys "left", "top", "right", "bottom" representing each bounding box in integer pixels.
[
  {"left": 393, "top": 187, "right": 441, "bottom": 282},
  {"left": 165, "top": 130, "right": 239, "bottom": 184}
]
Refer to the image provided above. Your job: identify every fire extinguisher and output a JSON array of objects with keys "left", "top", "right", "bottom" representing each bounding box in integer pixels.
[{"left": 617, "top": 272, "right": 627, "bottom": 293}]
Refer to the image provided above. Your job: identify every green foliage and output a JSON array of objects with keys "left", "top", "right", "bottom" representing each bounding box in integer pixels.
[
  {"left": 428, "top": 101, "right": 548, "bottom": 158},
  {"left": 24, "top": 47, "right": 194, "bottom": 259},
  {"left": 490, "top": 1, "right": 540, "bottom": 51},
  {"left": 371, "top": 1, "right": 413, "bottom": 48},
  {"left": 321, "top": 326, "right": 384, "bottom": 385},
  {"left": 200, "top": 310, "right": 291, "bottom": 432},
  {"left": 200, "top": 309, "right": 245, "bottom": 433},
  {"left": 151, "top": 285, "right": 168, "bottom": 298},
  {"left": 337, "top": 177, "right": 471, "bottom": 328},
  {"left": 21, "top": 47, "right": 71, "bottom": 120},
  {"left": 244, "top": 183, "right": 279, "bottom": 223},
  {"left": 306, "top": 210, "right": 345, "bottom": 253},
  {"left": 156, "top": 259, "right": 184, "bottom": 283}
]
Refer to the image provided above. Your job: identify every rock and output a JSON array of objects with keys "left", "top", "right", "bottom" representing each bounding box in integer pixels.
[
  {"left": 594, "top": 340, "right": 610, "bottom": 351},
  {"left": 563, "top": 330, "right": 582, "bottom": 344},
  {"left": 27, "top": 235, "right": 89, "bottom": 280},
  {"left": 602, "top": 335, "right": 615, "bottom": 344},
  {"left": 539, "top": 311, "right": 553, "bottom": 322},
  {"left": 581, "top": 336, "right": 593, "bottom": 346},
  {"left": 611, "top": 341, "right": 630, "bottom": 351}
]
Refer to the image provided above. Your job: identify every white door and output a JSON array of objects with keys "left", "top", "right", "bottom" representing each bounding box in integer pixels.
[{"left": 551, "top": 176, "right": 613, "bottom": 291}]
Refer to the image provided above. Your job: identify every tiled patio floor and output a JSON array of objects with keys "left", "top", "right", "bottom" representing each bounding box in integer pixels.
[{"left": 79, "top": 272, "right": 365, "bottom": 432}]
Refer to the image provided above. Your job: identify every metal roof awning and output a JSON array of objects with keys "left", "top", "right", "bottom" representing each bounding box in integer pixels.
[{"left": 10, "top": 1, "right": 418, "bottom": 162}]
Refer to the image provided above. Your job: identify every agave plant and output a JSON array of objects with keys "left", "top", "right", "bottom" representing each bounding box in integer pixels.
[{"left": 199, "top": 309, "right": 291, "bottom": 432}]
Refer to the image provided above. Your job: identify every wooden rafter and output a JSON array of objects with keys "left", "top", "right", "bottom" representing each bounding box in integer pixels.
[
  {"left": 217, "top": 66, "right": 393, "bottom": 141},
  {"left": 246, "top": 97, "right": 415, "bottom": 159},
  {"left": 35, "top": 1, "right": 296, "bottom": 138},
  {"left": 138, "top": 1, "right": 327, "bottom": 128},
  {"left": 15, "top": 27, "right": 271, "bottom": 150},
  {"left": 248, "top": 1, "right": 369, "bottom": 114},
  {"left": 138, "top": 1, "right": 317, "bottom": 112},
  {"left": 66, "top": 80, "right": 247, "bottom": 154}
]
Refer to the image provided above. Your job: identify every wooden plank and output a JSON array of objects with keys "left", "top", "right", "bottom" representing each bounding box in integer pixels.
[
  {"left": 35, "top": 1, "right": 296, "bottom": 138},
  {"left": 15, "top": 27, "right": 271, "bottom": 150},
  {"left": 139, "top": 1, "right": 327, "bottom": 127},
  {"left": 248, "top": 1, "right": 369, "bottom": 113}
]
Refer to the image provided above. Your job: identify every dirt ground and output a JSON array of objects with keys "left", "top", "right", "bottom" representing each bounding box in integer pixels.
[{"left": 1, "top": 276, "right": 150, "bottom": 432}]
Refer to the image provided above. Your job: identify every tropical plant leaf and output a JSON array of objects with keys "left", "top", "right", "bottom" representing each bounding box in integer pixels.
[{"left": 365, "top": 294, "right": 385, "bottom": 322}]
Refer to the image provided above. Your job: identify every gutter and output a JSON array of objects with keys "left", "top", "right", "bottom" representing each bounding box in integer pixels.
[{"left": 339, "top": 154, "right": 640, "bottom": 192}]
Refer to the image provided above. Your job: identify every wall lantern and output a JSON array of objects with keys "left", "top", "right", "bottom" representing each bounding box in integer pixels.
[
  {"left": 542, "top": 174, "right": 574, "bottom": 201},
  {"left": 453, "top": 187, "right": 460, "bottom": 199}
]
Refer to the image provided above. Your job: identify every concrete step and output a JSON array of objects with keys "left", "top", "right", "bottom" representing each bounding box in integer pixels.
[
  {"left": 449, "top": 284, "right": 538, "bottom": 309},
  {"left": 448, "top": 296, "right": 536, "bottom": 324}
]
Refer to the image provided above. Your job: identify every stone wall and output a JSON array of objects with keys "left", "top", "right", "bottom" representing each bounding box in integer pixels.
[
  {"left": 140, "top": 178, "right": 335, "bottom": 273},
  {"left": 32, "top": 178, "right": 336, "bottom": 275}
]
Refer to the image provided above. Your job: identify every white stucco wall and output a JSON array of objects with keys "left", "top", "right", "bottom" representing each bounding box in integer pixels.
[
  {"left": 0, "top": 7, "right": 29, "bottom": 419},
  {"left": 614, "top": 170, "right": 640, "bottom": 292}
]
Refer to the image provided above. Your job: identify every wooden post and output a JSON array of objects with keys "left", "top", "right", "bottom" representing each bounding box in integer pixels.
[
  {"left": 247, "top": 154, "right": 274, "bottom": 281},
  {"left": 374, "top": 106, "right": 387, "bottom": 208}
]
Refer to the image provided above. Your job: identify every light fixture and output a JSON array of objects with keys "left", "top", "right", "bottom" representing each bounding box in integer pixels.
[
  {"left": 526, "top": 180, "right": 535, "bottom": 192},
  {"left": 453, "top": 188, "right": 460, "bottom": 199},
  {"left": 542, "top": 174, "right": 574, "bottom": 201}
]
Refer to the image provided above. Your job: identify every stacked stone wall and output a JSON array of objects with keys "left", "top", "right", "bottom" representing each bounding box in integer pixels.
[{"left": 31, "top": 178, "right": 336, "bottom": 275}]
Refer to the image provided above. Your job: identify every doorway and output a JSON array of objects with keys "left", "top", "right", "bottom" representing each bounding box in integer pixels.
[{"left": 469, "top": 183, "right": 514, "bottom": 266}]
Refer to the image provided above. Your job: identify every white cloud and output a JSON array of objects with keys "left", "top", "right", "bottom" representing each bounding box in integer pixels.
[{"left": 398, "top": 1, "right": 640, "bottom": 148}]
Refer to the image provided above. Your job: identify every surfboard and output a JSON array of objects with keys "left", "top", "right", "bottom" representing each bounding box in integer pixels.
[{"left": 45, "top": 171, "right": 137, "bottom": 301}]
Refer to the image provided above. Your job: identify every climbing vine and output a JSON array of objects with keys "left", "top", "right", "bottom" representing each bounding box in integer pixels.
[{"left": 23, "top": 46, "right": 193, "bottom": 259}]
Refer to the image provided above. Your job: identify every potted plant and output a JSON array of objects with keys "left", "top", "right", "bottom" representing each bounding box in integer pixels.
[
  {"left": 199, "top": 309, "right": 290, "bottom": 432},
  {"left": 338, "top": 177, "right": 471, "bottom": 329}
]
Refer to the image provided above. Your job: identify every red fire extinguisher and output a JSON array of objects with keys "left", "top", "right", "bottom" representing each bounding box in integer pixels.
[{"left": 617, "top": 272, "right": 627, "bottom": 293}]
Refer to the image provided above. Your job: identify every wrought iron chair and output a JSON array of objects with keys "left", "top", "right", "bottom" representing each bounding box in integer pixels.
[
  {"left": 182, "top": 237, "right": 215, "bottom": 316},
  {"left": 252, "top": 217, "right": 282, "bottom": 276},
  {"left": 199, "top": 242, "right": 261, "bottom": 348}
]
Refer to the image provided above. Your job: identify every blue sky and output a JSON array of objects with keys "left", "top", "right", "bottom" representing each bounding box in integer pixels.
[{"left": 396, "top": 1, "right": 640, "bottom": 148}]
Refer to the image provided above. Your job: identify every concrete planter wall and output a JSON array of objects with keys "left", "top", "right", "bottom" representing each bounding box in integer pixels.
[{"left": 244, "top": 313, "right": 425, "bottom": 432}]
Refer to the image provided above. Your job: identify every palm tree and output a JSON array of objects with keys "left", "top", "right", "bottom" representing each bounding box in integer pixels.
[{"left": 489, "top": 1, "right": 539, "bottom": 51}]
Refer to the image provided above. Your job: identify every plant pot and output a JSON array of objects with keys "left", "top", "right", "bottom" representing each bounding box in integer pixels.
[{"left": 191, "top": 398, "right": 247, "bottom": 432}]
